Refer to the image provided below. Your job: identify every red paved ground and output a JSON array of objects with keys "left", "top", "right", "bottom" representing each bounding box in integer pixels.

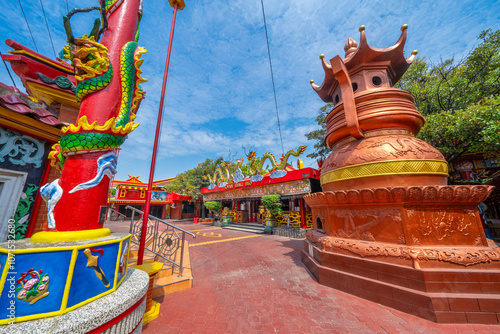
[{"left": 107, "top": 221, "right": 500, "bottom": 333}]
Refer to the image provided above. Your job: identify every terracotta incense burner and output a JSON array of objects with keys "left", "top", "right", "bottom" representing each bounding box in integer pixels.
[
  {"left": 312, "top": 25, "right": 447, "bottom": 192},
  {"left": 302, "top": 25, "right": 500, "bottom": 324}
]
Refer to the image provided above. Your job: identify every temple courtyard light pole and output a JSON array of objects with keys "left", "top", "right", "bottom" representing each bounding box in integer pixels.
[{"left": 138, "top": 0, "right": 186, "bottom": 265}]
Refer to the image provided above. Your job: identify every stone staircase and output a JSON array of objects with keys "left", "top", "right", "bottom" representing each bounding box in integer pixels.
[
  {"left": 222, "top": 222, "right": 266, "bottom": 234},
  {"left": 128, "top": 240, "right": 193, "bottom": 299}
]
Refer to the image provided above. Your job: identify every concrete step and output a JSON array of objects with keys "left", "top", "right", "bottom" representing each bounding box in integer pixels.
[
  {"left": 128, "top": 241, "right": 193, "bottom": 298},
  {"left": 222, "top": 223, "right": 266, "bottom": 234}
]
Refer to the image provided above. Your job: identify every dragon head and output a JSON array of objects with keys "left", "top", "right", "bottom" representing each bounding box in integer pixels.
[
  {"left": 69, "top": 36, "right": 110, "bottom": 84},
  {"left": 297, "top": 145, "right": 307, "bottom": 155},
  {"left": 248, "top": 151, "right": 257, "bottom": 161}
]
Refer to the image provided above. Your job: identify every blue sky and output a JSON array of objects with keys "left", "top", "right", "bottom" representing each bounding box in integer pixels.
[{"left": 0, "top": 0, "right": 499, "bottom": 181}]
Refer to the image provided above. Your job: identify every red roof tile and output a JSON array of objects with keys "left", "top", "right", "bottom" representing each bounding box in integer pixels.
[{"left": 0, "top": 83, "right": 63, "bottom": 127}]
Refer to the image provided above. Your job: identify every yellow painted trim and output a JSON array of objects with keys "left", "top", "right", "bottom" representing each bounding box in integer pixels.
[
  {"left": 0, "top": 106, "right": 61, "bottom": 142},
  {"left": 62, "top": 115, "right": 138, "bottom": 136},
  {"left": 26, "top": 81, "right": 79, "bottom": 109},
  {"left": 1, "top": 310, "right": 64, "bottom": 326},
  {"left": 0, "top": 235, "right": 133, "bottom": 325},
  {"left": 142, "top": 300, "right": 161, "bottom": 325},
  {"left": 117, "top": 236, "right": 131, "bottom": 286},
  {"left": 0, "top": 253, "right": 13, "bottom": 299},
  {"left": 320, "top": 159, "right": 449, "bottom": 185},
  {"left": 113, "top": 240, "right": 123, "bottom": 288},
  {"left": 8, "top": 50, "right": 74, "bottom": 74},
  {"left": 30, "top": 229, "right": 111, "bottom": 243},
  {"left": 60, "top": 249, "right": 78, "bottom": 311},
  {"left": 187, "top": 227, "right": 222, "bottom": 232},
  {"left": 189, "top": 234, "right": 262, "bottom": 247},
  {"left": 129, "top": 261, "right": 164, "bottom": 275},
  {"left": 65, "top": 285, "right": 116, "bottom": 313}
]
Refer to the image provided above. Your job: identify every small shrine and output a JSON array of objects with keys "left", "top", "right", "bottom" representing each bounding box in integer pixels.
[
  {"left": 108, "top": 175, "right": 193, "bottom": 220},
  {"left": 302, "top": 25, "right": 500, "bottom": 324}
]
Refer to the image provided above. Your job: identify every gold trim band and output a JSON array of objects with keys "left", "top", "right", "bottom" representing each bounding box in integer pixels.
[
  {"left": 320, "top": 159, "right": 448, "bottom": 185},
  {"left": 30, "top": 228, "right": 111, "bottom": 243}
]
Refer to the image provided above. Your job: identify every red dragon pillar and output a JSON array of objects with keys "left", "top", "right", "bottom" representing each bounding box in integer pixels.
[{"left": 40, "top": 0, "right": 146, "bottom": 232}]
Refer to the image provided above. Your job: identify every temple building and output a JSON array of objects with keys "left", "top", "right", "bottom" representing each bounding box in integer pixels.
[
  {"left": 108, "top": 175, "right": 193, "bottom": 220},
  {"left": 0, "top": 40, "right": 78, "bottom": 241},
  {"left": 201, "top": 163, "right": 321, "bottom": 228}
]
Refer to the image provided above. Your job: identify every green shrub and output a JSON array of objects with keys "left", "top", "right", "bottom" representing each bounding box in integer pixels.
[
  {"left": 261, "top": 194, "right": 283, "bottom": 217},
  {"left": 205, "top": 201, "right": 222, "bottom": 218}
]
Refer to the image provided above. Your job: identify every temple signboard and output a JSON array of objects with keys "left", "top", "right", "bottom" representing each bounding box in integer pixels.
[{"left": 203, "top": 179, "right": 311, "bottom": 201}]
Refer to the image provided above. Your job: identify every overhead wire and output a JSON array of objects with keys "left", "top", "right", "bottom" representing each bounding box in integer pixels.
[
  {"left": 39, "top": 0, "right": 58, "bottom": 59},
  {"left": 16, "top": 0, "right": 39, "bottom": 52},
  {"left": 260, "top": 0, "right": 285, "bottom": 156},
  {"left": 0, "top": 51, "right": 17, "bottom": 89}
]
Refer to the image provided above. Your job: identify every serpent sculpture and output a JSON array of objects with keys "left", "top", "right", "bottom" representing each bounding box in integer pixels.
[
  {"left": 41, "top": 0, "right": 146, "bottom": 230},
  {"left": 247, "top": 145, "right": 307, "bottom": 180},
  {"left": 49, "top": 35, "right": 146, "bottom": 170}
]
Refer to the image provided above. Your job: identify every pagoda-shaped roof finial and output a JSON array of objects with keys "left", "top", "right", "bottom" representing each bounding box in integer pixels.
[{"left": 311, "top": 25, "right": 418, "bottom": 103}]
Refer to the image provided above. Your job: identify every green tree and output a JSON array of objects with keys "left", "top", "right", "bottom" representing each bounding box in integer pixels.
[
  {"left": 304, "top": 103, "right": 332, "bottom": 160},
  {"left": 261, "top": 194, "right": 283, "bottom": 217},
  {"left": 204, "top": 201, "right": 222, "bottom": 219},
  {"left": 305, "top": 29, "right": 500, "bottom": 164},
  {"left": 163, "top": 157, "right": 224, "bottom": 199}
]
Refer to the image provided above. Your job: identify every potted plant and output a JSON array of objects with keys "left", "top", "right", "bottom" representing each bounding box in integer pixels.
[
  {"left": 261, "top": 194, "right": 283, "bottom": 233},
  {"left": 205, "top": 201, "right": 222, "bottom": 223}
]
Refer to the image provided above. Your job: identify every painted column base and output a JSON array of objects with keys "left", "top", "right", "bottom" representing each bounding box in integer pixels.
[
  {"left": 3, "top": 268, "right": 149, "bottom": 333},
  {"left": 129, "top": 261, "right": 163, "bottom": 326},
  {"left": 0, "top": 233, "right": 132, "bottom": 325},
  {"left": 142, "top": 300, "right": 160, "bottom": 325},
  {"left": 264, "top": 218, "right": 275, "bottom": 233},
  {"left": 222, "top": 216, "right": 232, "bottom": 226}
]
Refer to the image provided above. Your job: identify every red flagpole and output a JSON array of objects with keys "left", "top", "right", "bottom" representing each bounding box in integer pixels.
[{"left": 138, "top": 1, "right": 181, "bottom": 265}]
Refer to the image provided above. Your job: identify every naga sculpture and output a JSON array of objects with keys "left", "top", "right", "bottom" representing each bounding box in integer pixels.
[
  {"left": 203, "top": 158, "right": 246, "bottom": 189},
  {"left": 43, "top": 0, "right": 146, "bottom": 231},
  {"left": 247, "top": 145, "right": 307, "bottom": 181}
]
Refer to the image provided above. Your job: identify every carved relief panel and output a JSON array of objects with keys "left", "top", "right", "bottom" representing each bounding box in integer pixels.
[
  {"left": 326, "top": 206, "right": 404, "bottom": 244},
  {"left": 405, "top": 207, "right": 485, "bottom": 246}
]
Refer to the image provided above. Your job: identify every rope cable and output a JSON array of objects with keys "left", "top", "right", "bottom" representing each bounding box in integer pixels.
[
  {"left": 260, "top": 0, "right": 285, "bottom": 156},
  {"left": 0, "top": 51, "right": 17, "bottom": 89},
  {"left": 39, "top": 0, "right": 58, "bottom": 59},
  {"left": 16, "top": 0, "right": 39, "bottom": 52}
]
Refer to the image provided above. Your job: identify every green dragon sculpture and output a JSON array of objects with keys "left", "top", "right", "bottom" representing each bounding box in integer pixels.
[
  {"left": 247, "top": 145, "right": 307, "bottom": 177},
  {"left": 203, "top": 162, "right": 231, "bottom": 187},
  {"left": 49, "top": 31, "right": 146, "bottom": 170}
]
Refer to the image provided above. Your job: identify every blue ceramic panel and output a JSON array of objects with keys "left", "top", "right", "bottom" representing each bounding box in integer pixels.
[
  {"left": 115, "top": 238, "right": 130, "bottom": 285},
  {"left": 67, "top": 242, "right": 119, "bottom": 308},
  {"left": 0, "top": 250, "right": 72, "bottom": 320}
]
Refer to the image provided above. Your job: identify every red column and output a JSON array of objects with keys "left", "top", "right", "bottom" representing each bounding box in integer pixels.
[
  {"left": 52, "top": 0, "right": 141, "bottom": 231},
  {"left": 299, "top": 198, "right": 307, "bottom": 229}
]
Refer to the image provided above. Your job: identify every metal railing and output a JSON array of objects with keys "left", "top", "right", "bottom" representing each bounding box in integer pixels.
[
  {"left": 126, "top": 205, "right": 195, "bottom": 277},
  {"left": 108, "top": 208, "right": 127, "bottom": 222}
]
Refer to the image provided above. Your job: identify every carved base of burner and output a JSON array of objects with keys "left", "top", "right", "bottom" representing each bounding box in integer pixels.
[
  {"left": 302, "top": 236, "right": 500, "bottom": 324},
  {"left": 305, "top": 185, "right": 495, "bottom": 253}
]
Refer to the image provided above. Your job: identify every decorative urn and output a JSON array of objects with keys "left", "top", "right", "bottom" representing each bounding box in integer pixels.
[{"left": 311, "top": 25, "right": 448, "bottom": 192}]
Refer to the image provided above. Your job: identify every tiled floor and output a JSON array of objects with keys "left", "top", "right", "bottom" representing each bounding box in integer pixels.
[{"left": 106, "top": 221, "right": 500, "bottom": 333}]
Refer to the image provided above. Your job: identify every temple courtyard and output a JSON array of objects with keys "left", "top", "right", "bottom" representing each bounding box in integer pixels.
[{"left": 105, "top": 220, "right": 500, "bottom": 333}]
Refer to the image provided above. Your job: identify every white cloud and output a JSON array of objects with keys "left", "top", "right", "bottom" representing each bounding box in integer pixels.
[{"left": 0, "top": 0, "right": 498, "bottom": 179}]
